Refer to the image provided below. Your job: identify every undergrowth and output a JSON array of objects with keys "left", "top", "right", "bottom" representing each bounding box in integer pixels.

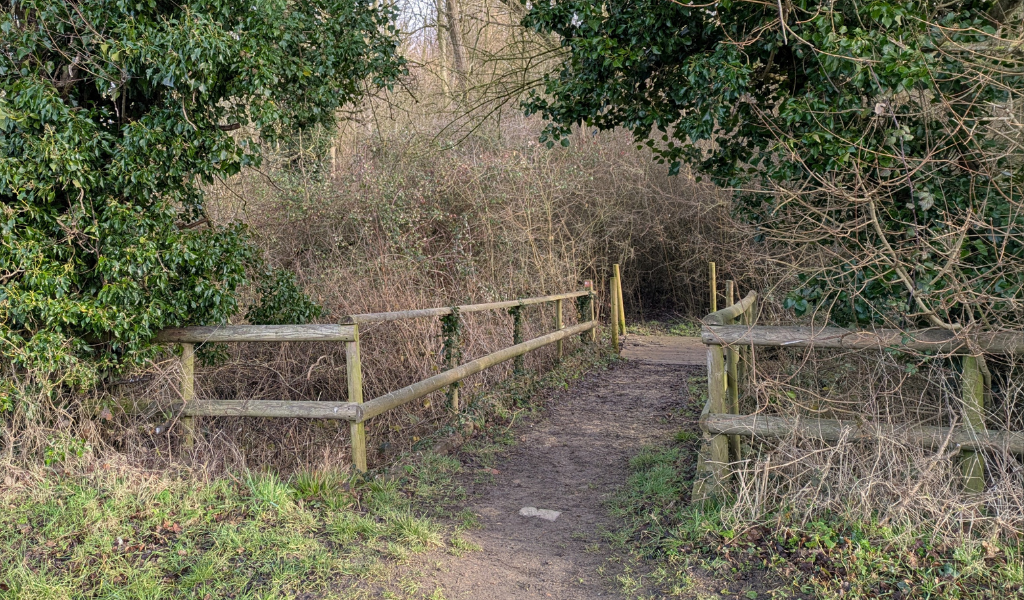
[{"left": 612, "top": 437, "right": 1024, "bottom": 599}]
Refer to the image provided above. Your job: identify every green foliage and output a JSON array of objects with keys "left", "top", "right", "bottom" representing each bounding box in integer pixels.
[
  {"left": 523, "top": 0, "right": 1024, "bottom": 327},
  {"left": 507, "top": 304, "right": 525, "bottom": 373},
  {"left": 440, "top": 307, "right": 463, "bottom": 405},
  {"left": 246, "top": 268, "right": 324, "bottom": 326},
  {"left": 0, "top": 0, "right": 405, "bottom": 387}
]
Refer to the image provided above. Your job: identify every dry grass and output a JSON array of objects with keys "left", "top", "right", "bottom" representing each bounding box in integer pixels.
[
  {"left": 4, "top": 70, "right": 751, "bottom": 478},
  {"left": 722, "top": 341, "right": 1024, "bottom": 540}
]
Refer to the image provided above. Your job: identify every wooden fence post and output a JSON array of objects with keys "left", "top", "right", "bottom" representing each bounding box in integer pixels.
[
  {"left": 555, "top": 298, "right": 564, "bottom": 359},
  {"left": 961, "top": 354, "right": 985, "bottom": 493},
  {"left": 610, "top": 275, "right": 620, "bottom": 354},
  {"left": 510, "top": 305, "right": 525, "bottom": 373},
  {"left": 181, "top": 343, "right": 196, "bottom": 450},
  {"left": 347, "top": 324, "right": 367, "bottom": 473},
  {"left": 725, "top": 281, "right": 740, "bottom": 462},
  {"left": 613, "top": 263, "right": 626, "bottom": 335},
  {"left": 709, "top": 262, "right": 717, "bottom": 313},
  {"left": 583, "top": 281, "right": 596, "bottom": 343},
  {"left": 694, "top": 336, "right": 730, "bottom": 503},
  {"left": 441, "top": 309, "right": 462, "bottom": 410}
]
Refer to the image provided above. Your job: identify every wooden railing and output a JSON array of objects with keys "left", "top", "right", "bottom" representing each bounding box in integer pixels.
[
  {"left": 156, "top": 285, "right": 604, "bottom": 471},
  {"left": 693, "top": 276, "right": 1024, "bottom": 503}
]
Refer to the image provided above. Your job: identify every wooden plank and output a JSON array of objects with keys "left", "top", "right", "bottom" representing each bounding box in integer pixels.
[
  {"left": 347, "top": 325, "right": 367, "bottom": 472},
  {"left": 704, "top": 413, "right": 1024, "bottom": 455},
  {"left": 358, "top": 321, "right": 596, "bottom": 422},
  {"left": 620, "top": 335, "right": 706, "bottom": 365},
  {"left": 179, "top": 399, "right": 363, "bottom": 420},
  {"left": 961, "top": 355, "right": 986, "bottom": 491},
  {"left": 703, "top": 324, "right": 1024, "bottom": 354},
  {"left": 157, "top": 324, "right": 356, "bottom": 343},
  {"left": 703, "top": 291, "right": 757, "bottom": 325},
  {"left": 342, "top": 291, "right": 590, "bottom": 324}
]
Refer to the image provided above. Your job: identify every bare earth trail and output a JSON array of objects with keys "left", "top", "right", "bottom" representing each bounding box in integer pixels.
[{"left": 398, "top": 336, "right": 709, "bottom": 599}]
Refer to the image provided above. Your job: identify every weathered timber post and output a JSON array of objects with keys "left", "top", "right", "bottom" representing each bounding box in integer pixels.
[
  {"left": 694, "top": 333, "right": 730, "bottom": 504},
  {"left": 961, "top": 354, "right": 985, "bottom": 492},
  {"left": 735, "top": 284, "right": 748, "bottom": 389},
  {"left": 440, "top": 307, "right": 463, "bottom": 410},
  {"left": 610, "top": 275, "right": 620, "bottom": 354},
  {"left": 725, "top": 281, "right": 740, "bottom": 462},
  {"left": 613, "top": 263, "right": 626, "bottom": 335},
  {"left": 347, "top": 324, "right": 367, "bottom": 472},
  {"left": 555, "top": 298, "right": 564, "bottom": 359},
  {"left": 509, "top": 305, "right": 525, "bottom": 374},
  {"left": 709, "top": 262, "right": 717, "bottom": 313},
  {"left": 181, "top": 343, "right": 196, "bottom": 450},
  {"left": 582, "top": 281, "right": 595, "bottom": 343},
  {"left": 744, "top": 302, "right": 755, "bottom": 388}
]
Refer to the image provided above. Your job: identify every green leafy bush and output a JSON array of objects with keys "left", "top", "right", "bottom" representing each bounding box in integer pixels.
[
  {"left": 0, "top": 0, "right": 405, "bottom": 391},
  {"left": 523, "top": 0, "right": 1024, "bottom": 328}
]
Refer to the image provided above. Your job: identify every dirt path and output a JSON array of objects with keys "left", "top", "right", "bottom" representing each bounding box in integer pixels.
[{"left": 402, "top": 340, "right": 705, "bottom": 599}]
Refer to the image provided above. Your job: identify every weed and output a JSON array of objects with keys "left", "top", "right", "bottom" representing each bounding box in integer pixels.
[{"left": 674, "top": 430, "right": 698, "bottom": 443}]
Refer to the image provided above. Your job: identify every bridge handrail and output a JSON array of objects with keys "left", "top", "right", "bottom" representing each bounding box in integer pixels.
[{"left": 153, "top": 284, "right": 605, "bottom": 472}]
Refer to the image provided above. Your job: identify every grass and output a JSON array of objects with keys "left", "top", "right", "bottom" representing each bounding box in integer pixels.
[
  {"left": 0, "top": 460, "right": 461, "bottom": 599},
  {"left": 610, "top": 439, "right": 1024, "bottom": 599},
  {"left": 0, "top": 345, "right": 610, "bottom": 600}
]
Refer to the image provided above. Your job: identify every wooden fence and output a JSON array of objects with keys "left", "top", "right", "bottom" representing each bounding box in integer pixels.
[
  {"left": 155, "top": 271, "right": 628, "bottom": 472},
  {"left": 693, "top": 273, "right": 1024, "bottom": 503}
]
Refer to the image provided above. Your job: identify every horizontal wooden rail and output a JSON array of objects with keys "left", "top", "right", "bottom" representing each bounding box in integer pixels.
[
  {"left": 174, "top": 399, "right": 363, "bottom": 421},
  {"left": 358, "top": 320, "right": 596, "bottom": 421},
  {"left": 704, "top": 413, "right": 1024, "bottom": 455},
  {"left": 156, "top": 324, "right": 356, "bottom": 343},
  {"left": 342, "top": 291, "right": 590, "bottom": 324},
  {"left": 702, "top": 325, "right": 1024, "bottom": 354},
  {"left": 704, "top": 291, "right": 757, "bottom": 325}
]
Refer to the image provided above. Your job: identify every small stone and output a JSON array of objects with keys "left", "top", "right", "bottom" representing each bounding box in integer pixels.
[{"left": 519, "top": 506, "right": 561, "bottom": 521}]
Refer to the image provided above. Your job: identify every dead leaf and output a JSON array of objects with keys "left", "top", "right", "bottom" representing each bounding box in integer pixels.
[
  {"left": 982, "top": 541, "right": 1001, "bottom": 558},
  {"left": 99, "top": 408, "right": 113, "bottom": 421}
]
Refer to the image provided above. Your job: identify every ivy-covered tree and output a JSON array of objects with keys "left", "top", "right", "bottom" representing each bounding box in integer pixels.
[
  {"left": 1, "top": 0, "right": 405, "bottom": 390},
  {"left": 522, "top": 0, "right": 1024, "bottom": 330}
]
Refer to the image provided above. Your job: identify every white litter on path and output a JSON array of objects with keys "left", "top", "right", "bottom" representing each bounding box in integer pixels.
[{"left": 519, "top": 507, "right": 561, "bottom": 521}]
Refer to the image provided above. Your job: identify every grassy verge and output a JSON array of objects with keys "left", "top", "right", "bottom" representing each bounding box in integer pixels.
[
  {"left": 609, "top": 379, "right": 1024, "bottom": 599},
  {"left": 0, "top": 346, "right": 609, "bottom": 600},
  {"left": 0, "top": 459, "right": 464, "bottom": 599}
]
